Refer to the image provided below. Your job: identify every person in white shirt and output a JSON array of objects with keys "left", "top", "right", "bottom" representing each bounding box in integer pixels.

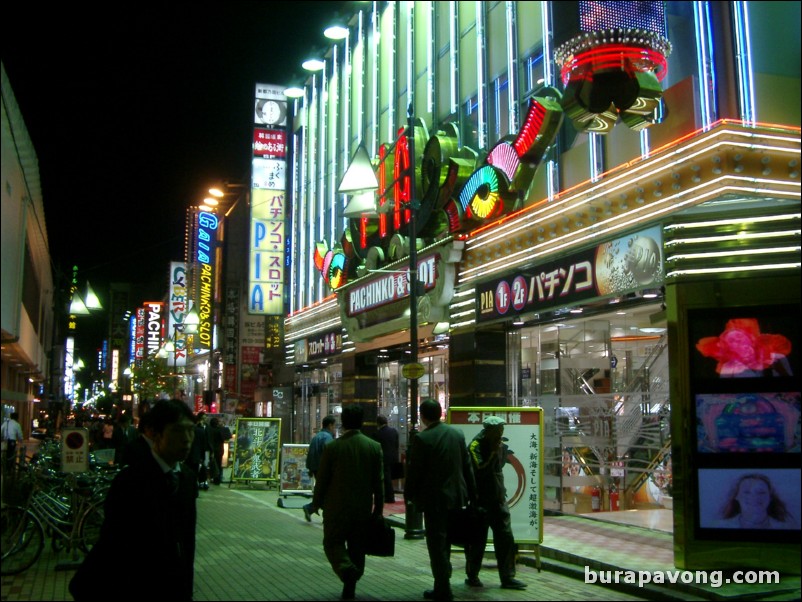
[{"left": 1, "top": 411, "right": 24, "bottom": 469}]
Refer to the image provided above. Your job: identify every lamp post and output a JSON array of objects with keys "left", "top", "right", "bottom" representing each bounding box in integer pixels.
[
  {"left": 338, "top": 111, "right": 425, "bottom": 539},
  {"left": 403, "top": 107, "right": 425, "bottom": 540}
]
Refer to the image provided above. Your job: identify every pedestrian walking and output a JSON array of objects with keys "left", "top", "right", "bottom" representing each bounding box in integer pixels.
[
  {"left": 303, "top": 414, "right": 336, "bottom": 521},
  {"left": 188, "top": 412, "right": 213, "bottom": 490},
  {"left": 405, "top": 399, "right": 476, "bottom": 602},
  {"left": 311, "top": 405, "right": 383, "bottom": 600},
  {"left": 208, "top": 417, "right": 232, "bottom": 485},
  {"left": 374, "top": 414, "right": 400, "bottom": 503},
  {"left": 69, "top": 399, "right": 198, "bottom": 601},
  {"left": 464, "top": 415, "right": 527, "bottom": 590},
  {"left": 1, "top": 411, "right": 23, "bottom": 472}
]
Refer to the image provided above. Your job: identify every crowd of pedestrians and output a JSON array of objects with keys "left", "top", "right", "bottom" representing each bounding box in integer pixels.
[{"left": 10, "top": 398, "right": 525, "bottom": 602}]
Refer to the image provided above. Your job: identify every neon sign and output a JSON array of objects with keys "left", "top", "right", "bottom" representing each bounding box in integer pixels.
[
  {"left": 196, "top": 211, "right": 218, "bottom": 350},
  {"left": 316, "top": 94, "right": 565, "bottom": 290}
]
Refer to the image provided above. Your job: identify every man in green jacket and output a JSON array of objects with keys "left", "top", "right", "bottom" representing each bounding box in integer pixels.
[
  {"left": 465, "top": 415, "right": 526, "bottom": 590},
  {"left": 312, "top": 404, "right": 383, "bottom": 600}
]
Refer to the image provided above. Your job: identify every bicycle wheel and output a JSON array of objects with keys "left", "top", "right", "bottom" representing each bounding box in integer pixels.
[
  {"left": 77, "top": 501, "right": 104, "bottom": 553},
  {"left": 0, "top": 507, "right": 44, "bottom": 575}
]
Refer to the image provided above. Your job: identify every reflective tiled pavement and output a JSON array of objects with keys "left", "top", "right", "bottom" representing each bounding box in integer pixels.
[{"left": 2, "top": 477, "right": 799, "bottom": 601}]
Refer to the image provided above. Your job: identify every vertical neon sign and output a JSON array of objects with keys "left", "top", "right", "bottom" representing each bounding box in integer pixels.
[{"left": 196, "top": 212, "right": 218, "bottom": 350}]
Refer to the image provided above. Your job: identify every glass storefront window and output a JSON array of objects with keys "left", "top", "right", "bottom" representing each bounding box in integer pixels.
[
  {"left": 377, "top": 348, "right": 448, "bottom": 460},
  {"left": 293, "top": 363, "right": 342, "bottom": 443},
  {"left": 511, "top": 301, "right": 671, "bottom": 515}
]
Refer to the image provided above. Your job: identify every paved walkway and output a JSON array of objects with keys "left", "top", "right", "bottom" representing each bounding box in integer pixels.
[
  {"left": 2, "top": 481, "right": 645, "bottom": 602},
  {"left": 2, "top": 477, "right": 799, "bottom": 601}
]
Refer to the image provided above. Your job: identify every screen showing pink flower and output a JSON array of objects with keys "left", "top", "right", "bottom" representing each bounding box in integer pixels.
[{"left": 696, "top": 318, "right": 793, "bottom": 377}]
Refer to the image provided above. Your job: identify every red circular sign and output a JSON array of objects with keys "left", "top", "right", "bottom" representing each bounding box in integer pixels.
[{"left": 65, "top": 431, "right": 85, "bottom": 450}]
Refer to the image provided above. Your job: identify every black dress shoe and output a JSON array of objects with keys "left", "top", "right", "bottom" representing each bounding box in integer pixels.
[
  {"left": 465, "top": 576, "right": 483, "bottom": 587},
  {"left": 501, "top": 578, "right": 527, "bottom": 590},
  {"left": 423, "top": 590, "right": 453, "bottom": 601},
  {"left": 341, "top": 580, "right": 356, "bottom": 600}
]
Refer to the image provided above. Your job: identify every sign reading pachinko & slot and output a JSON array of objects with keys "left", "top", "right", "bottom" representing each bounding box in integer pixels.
[
  {"left": 195, "top": 212, "right": 218, "bottom": 351},
  {"left": 249, "top": 83, "right": 289, "bottom": 316},
  {"left": 448, "top": 407, "right": 544, "bottom": 545}
]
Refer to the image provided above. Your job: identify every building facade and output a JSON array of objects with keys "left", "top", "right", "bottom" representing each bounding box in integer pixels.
[
  {"left": 280, "top": 2, "right": 799, "bottom": 571},
  {"left": 1, "top": 62, "right": 55, "bottom": 438}
]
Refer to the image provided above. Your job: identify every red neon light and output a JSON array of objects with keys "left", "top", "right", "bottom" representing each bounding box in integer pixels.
[
  {"left": 378, "top": 144, "right": 388, "bottom": 238},
  {"left": 560, "top": 45, "right": 668, "bottom": 85},
  {"left": 361, "top": 215, "right": 368, "bottom": 249},
  {"left": 513, "top": 100, "right": 545, "bottom": 158},
  {"left": 394, "top": 127, "right": 411, "bottom": 230}
]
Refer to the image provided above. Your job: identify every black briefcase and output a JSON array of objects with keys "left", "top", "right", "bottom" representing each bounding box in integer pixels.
[
  {"left": 366, "top": 516, "right": 395, "bottom": 557},
  {"left": 448, "top": 505, "right": 487, "bottom": 548}
]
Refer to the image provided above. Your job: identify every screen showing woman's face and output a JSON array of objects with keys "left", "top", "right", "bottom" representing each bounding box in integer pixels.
[{"left": 737, "top": 478, "right": 771, "bottom": 515}]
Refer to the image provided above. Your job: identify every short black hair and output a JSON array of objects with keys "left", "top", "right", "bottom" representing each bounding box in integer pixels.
[
  {"left": 376, "top": 414, "right": 388, "bottom": 426},
  {"left": 10, "top": 412, "right": 19, "bottom": 420},
  {"left": 322, "top": 415, "right": 336, "bottom": 428},
  {"left": 420, "top": 399, "right": 442, "bottom": 422},
  {"left": 147, "top": 399, "right": 194, "bottom": 435},
  {"left": 341, "top": 405, "right": 364, "bottom": 430}
]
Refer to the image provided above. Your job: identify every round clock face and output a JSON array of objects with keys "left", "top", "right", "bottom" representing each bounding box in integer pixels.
[{"left": 259, "top": 100, "right": 286, "bottom": 125}]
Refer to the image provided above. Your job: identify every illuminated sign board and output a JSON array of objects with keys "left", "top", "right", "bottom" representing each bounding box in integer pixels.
[
  {"left": 253, "top": 129, "right": 287, "bottom": 158},
  {"left": 168, "top": 261, "right": 189, "bottom": 367},
  {"left": 195, "top": 212, "right": 218, "bottom": 350},
  {"left": 64, "top": 336, "right": 75, "bottom": 400},
  {"left": 346, "top": 254, "right": 439, "bottom": 317},
  {"left": 128, "top": 314, "right": 136, "bottom": 366},
  {"left": 476, "top": 226, "right": 664, "bottom": 322},
  {"left": 144, "top": 301, "right": 164, "bottom": 356},
  {"left": 306, "top": 329, "right": 344, "bottom": 361},
  {"left": 249, "top": 189, "right": 286, "bottom": 315},
  {"left": 134, "top": 307, "right": 146, "bottom": 366},
  {"left": 250, "top": 82, "right": 288, "bottom": 317}
]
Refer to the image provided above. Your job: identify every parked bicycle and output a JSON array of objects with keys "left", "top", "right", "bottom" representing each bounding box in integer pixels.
[{"left": 1, "top": 466, "right": 108, "bottom": 575}]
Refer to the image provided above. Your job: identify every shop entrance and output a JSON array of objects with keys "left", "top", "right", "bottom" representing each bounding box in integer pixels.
[
  {"left": 377, "top": 349, "right": 448, "bottom": 460},
  {"left": 514, "top": 301, "right": 671, "bottom": 528}
]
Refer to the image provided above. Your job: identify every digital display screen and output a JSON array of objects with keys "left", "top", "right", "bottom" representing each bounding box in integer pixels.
[
  {"left": 696, "top": 392, "right": 801, "bottom": 453},
  {"left": 697, "top": 468, "right": 800, "bottom": 541}
]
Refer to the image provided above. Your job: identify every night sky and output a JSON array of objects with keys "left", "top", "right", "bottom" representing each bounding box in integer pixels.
[{"left": 3, "top": 1, "right": 347, "bottom": 349}]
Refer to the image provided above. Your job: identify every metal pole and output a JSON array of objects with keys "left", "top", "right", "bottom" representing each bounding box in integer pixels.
[{"left": 404, "top": 106, "right": 425, "bottom": 539}]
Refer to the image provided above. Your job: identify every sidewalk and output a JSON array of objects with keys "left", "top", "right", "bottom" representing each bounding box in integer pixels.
[
  {"left": 2, "top": 480, "right": 799, "bottom": 601},
  {"left": 1, "top": 480, "right": 643, "bottom": 602}
]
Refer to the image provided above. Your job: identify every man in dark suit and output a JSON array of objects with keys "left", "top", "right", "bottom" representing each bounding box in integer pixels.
[
  {"left": 312, "top": 404, "right": 383, "bottom": 601},
  {"left": 374, "top": 414, "right": 400, "bottom": 503},
  {"left": 69, "top": 399, "right": 199, "bottom": 601},
  {"left": 405, "top": 399, "right": 476, "bottom": 602}
]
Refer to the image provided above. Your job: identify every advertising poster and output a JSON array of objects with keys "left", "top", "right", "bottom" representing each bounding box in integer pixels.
[
  {"left": 447, "top": 407, "right": 544, "bottom": 544},
  {"left": 231, "top": 418, "right": 281, "bottom": 482},
  {"left": 280, "top": 444, "right": 313, "bottom": 494}
]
